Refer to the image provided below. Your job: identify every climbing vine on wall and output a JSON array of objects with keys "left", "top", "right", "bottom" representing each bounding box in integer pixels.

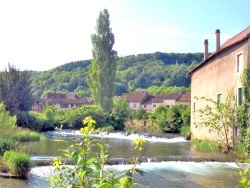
[{"left": 236, "top": 67, "right": 250, "bottom": 151}]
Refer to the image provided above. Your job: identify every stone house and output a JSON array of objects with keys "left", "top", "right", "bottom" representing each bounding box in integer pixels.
[
  {"left": 121, "top": 91, "right": 190, "bottom": 112},
  {"left": 32, "top": 92, "right": 93, "bottom": 112},
  {"left": 187, "top": 26, "right": 250, "bottom": 142}
]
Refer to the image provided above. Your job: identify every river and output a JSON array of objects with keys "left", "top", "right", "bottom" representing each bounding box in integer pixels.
[{"left": 0, "top": 129, "right": 241, "bottom": 188}]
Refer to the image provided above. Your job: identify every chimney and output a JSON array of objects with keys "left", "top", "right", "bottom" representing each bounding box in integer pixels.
[
  {"left": 215, "top": 29, "right": 220, "bottom": 51},
  {"left": 204, "top": 39, "right": 208, "bottom": 60}
]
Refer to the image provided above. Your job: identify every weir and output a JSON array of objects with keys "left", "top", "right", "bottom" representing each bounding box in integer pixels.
[{"left": 0, "top": 129, "right": 240, "bottom": 188}]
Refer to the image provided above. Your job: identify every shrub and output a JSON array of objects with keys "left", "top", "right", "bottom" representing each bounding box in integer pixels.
[
  {"left": 0, "top": 139, "right": 14, "bottom": 156},
  {"left": 193, "top": 139, "right": 221, "bottom": 152},
  {"left": 0, "top": 103, "right": 17, "bottom": 139},
  {"left": 3, "top": 150, "right": 31, "bottom": 178},
  {"left": 180, "top": 125, "right": 190, "bottom": 136}
]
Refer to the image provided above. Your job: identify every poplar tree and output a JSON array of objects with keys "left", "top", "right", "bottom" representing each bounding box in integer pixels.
[{"left": 87, "top": 9, "right": 117, "bottom": 112}]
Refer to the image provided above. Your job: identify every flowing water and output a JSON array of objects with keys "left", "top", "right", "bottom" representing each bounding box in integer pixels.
[{"left": 0, "top": 129, "right": 241, "bottom": 188}]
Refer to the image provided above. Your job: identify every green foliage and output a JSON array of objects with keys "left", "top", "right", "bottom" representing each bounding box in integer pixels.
[
  {"left": 180, "top": 125, "right": 190, "bottom": 136},
  {"left": 15, "top": 106, "right": 56, "bottom": 131},
  {"left": 100, "top": 125, "right": 114, "bottom": 132},
  {"left": 147, "top": 85, "right": 189, "bottom": 96},
  {"left": 87, "top": 9, "right": 117, "bottom": 112},
  {"left": 153, "top": 104, "right": 190, "bottom": 133},
  {"left": 55, "top": 105, "right": 110, "bottom": 129},
  {"left": 195, "top": 87, "right": 236, "bottom": 150},
  {"left": 10, "top": 129, "right": 41, "bottom": 142},
  {"left": 236, "top": 68, "right": 250, "bottom": 152},
  {"left": 3, "top": 150, "right": 31, "bottom": 178},
  {"left": 0, "top": 64, "right": 34, "bottom": 114},
  {"left": 238, "top": 159, "right": 250, "bottom": 187},
  {"left": 110, "top": 97, "right": 130, "bottom": 130},
  {"left": 31, "top": 52, "right": 201, "bottom": 98},
  {"left": 132, "top": 109, "right": 147, "bottom": 120},
  {"left": 0, "top": 139, "right": 14, "bottom": 156},
  {"left": 193, "top": 139, "right": 221, "bottom": 153},
  {"left": 0, "top": 103, "right": 17, "bottom": 139},
  {"left": 48, "top": 116, "right": 146, "bottom": 187}
]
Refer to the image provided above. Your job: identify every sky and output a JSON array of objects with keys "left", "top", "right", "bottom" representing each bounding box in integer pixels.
[{"left": 0, "top": 0, "right": 249, "bottom": 71}]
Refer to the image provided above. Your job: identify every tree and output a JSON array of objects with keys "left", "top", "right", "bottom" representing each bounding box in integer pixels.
[
  {"left": 87, "top": 9, "right": 117, "bottom": 112},
  {"left": 110, "top": 97, "right": 130, "bottom": 130},
  {"left": 195, "top": 87, "right": 236, "bottom": 152},
  {"left": 0, "top": 64, "right": 34, "bottom": 115}
]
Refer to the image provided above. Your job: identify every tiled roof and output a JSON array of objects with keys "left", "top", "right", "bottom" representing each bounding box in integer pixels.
[
  {"left": 165, "top": 92, "right": 182, "bottom": 100},
  {"left": 176, "top": 92, "right": 191, "bottom": 102},
  {"left": 121, "top": 91, "right": 148, "bottom": 103},
  {"left": 142, "top": 95, "right": 155, "bottom": 105},
  {"left": 187, "top": 26, "right": 250, "bottom": 76}
]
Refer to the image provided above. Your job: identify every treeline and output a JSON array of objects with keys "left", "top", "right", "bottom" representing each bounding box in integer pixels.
[{"left": 31, "top": 52, "right": 202, "bottom": 97}]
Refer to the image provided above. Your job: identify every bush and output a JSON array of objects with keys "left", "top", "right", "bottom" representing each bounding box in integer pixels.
[
  {"left": 11, "top": 129, "right": 41, "bottom": 142},
  {"left": 180, "top": 125, "right": 190, "bottom": 136},
  {"left": 0, "top": 139, "right": 14, "bottom": 156},
  {"left": 0, "top": 103, "right": 17, "bottom": 139},
  {"left": 3, "top": 150, "right": 31, "bottom": 178},
  {"left": 100, "top": 125, "right": 114, "bottom": 132},
  {"left": 193, "top": 139, "right": 221, "bottom": 152}
]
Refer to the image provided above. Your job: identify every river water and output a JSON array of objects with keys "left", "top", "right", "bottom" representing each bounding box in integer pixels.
[{"left": 0, "top": 130, "right": 241, "bottom": 188}]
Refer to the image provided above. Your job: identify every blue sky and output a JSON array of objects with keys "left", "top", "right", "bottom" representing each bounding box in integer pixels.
[{"left": 0, "top": 0, "right": 249, "bottom": 71}]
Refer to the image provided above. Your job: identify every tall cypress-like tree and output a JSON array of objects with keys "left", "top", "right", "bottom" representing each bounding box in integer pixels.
[
  {"left": 87, "top": 9, "right": 117, "bottom": 112},
  {"left": 0, "top": 64, "right": 34, "bottom": 115}
]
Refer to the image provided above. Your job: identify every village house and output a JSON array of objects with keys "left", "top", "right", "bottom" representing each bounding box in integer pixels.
[
  {"left": 187, "top": 26, "right": 250, "bottom": 142},
  {"left": 32, "top": 92, "right": 93, "bottom": 112},
  {"left": 121, "top": 91, "right": 190, "bottom": 112}
]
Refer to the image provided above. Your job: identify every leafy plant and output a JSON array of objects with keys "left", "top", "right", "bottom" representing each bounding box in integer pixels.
[
  {"left": 48, "top": 116, "right": 146, "bottom": 187},
  {"left": 3, "top": 150, "right": 31, "bottom": 178}
]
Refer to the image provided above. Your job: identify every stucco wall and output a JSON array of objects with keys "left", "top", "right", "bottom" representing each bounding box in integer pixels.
[{"left": 190, "top": 39, "right": 249, "bottom": 141}]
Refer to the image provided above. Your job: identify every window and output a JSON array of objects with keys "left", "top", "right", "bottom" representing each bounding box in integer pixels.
[
  {"left": 133, "top": 103, "right": 137, "bottom": 108},
  {"left": 193, "top": 102, "right": 196, "bottom": 112},
  {"left": 237, "top": 53, "right": 243, "bottom": 73},
  {"left": 144, "top": 104, "right": 147, "bottom": 108},
  {"left": 217, "top": 94, "right": 222, "bottom": 105},
  {"left": 238, "top": 87, "right": 243, "bottom": 105},
  {"left": 60, "top": 104, "right": 69, "bottom": 108},
  {"left": 153, "top": 104, "right": 156, "bottom": 107}
]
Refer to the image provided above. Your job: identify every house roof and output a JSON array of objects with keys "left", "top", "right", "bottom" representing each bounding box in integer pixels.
[
  {"left": 176, "top": 92, "right": 191, "bottom": 102},
  {"left": 187, "top": 26, "right": 250, "bottom": 76},
  {"left": 165, "top": 92, "right": 182, "bottom": 100},
  {"left": 121, "top": 91, "right": 148, "bottom": 103}
]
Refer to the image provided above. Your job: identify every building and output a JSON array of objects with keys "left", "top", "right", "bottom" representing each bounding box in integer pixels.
[
  {"left": 187, "top": 26, "right": 250, "bottom": 141},
  {"left": 32, "top": 92, "right": 93, "bottom": 112},
  {"left": 121, "top": 91, "right": 190, "bottom": 112}
]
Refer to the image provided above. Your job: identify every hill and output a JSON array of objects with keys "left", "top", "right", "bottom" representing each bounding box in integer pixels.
[{"left": 31, "top": 52, "right": 203, "bottom": 97}]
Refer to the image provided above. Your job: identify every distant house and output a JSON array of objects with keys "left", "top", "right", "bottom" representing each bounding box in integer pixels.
[
  {"left": 121, "top": 91, "right": 150, "bottom": 111},
  {"left": 187, "top": 26, "right": 250, "bottom": 142},
  {"left": 121, "top": 91, "right": 190, "bottom": 112},
  {"left": 32, "top": 97, "right": 46, "bottom": 113},
  {"left": 32, "top": 92, "right": 93, "bottom": 112},
  {"left": 163, "top": 92, "right": 191, "bottom": 107}
]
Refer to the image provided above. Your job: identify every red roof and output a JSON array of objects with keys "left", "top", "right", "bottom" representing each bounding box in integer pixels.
[
  {"left": 187, "top": 26, "right": 250, "bottom": 76},
  {"left": 176, "top": 92, "right": 191, "bottom": 102},
  {"left": 121, "top": 91, "right": 149, "bottom": 103}
]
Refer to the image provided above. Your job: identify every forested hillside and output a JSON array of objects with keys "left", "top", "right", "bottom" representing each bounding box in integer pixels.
[{"left": 31, "top": 52, "right": 203, "bottom": 97}]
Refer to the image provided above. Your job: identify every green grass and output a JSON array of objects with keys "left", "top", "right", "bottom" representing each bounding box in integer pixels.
[
  {"left": 180, "top": 125, "right": 190, "bottom": 136},
  {"left": 3, "top": 150, "right": 31, "bottom": 178},
  {"left": 193, "top": 139, "right": 222, "bottom": 152},
  {"left": 11, "top": 130, "right": 43, "bottom": 142}
]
